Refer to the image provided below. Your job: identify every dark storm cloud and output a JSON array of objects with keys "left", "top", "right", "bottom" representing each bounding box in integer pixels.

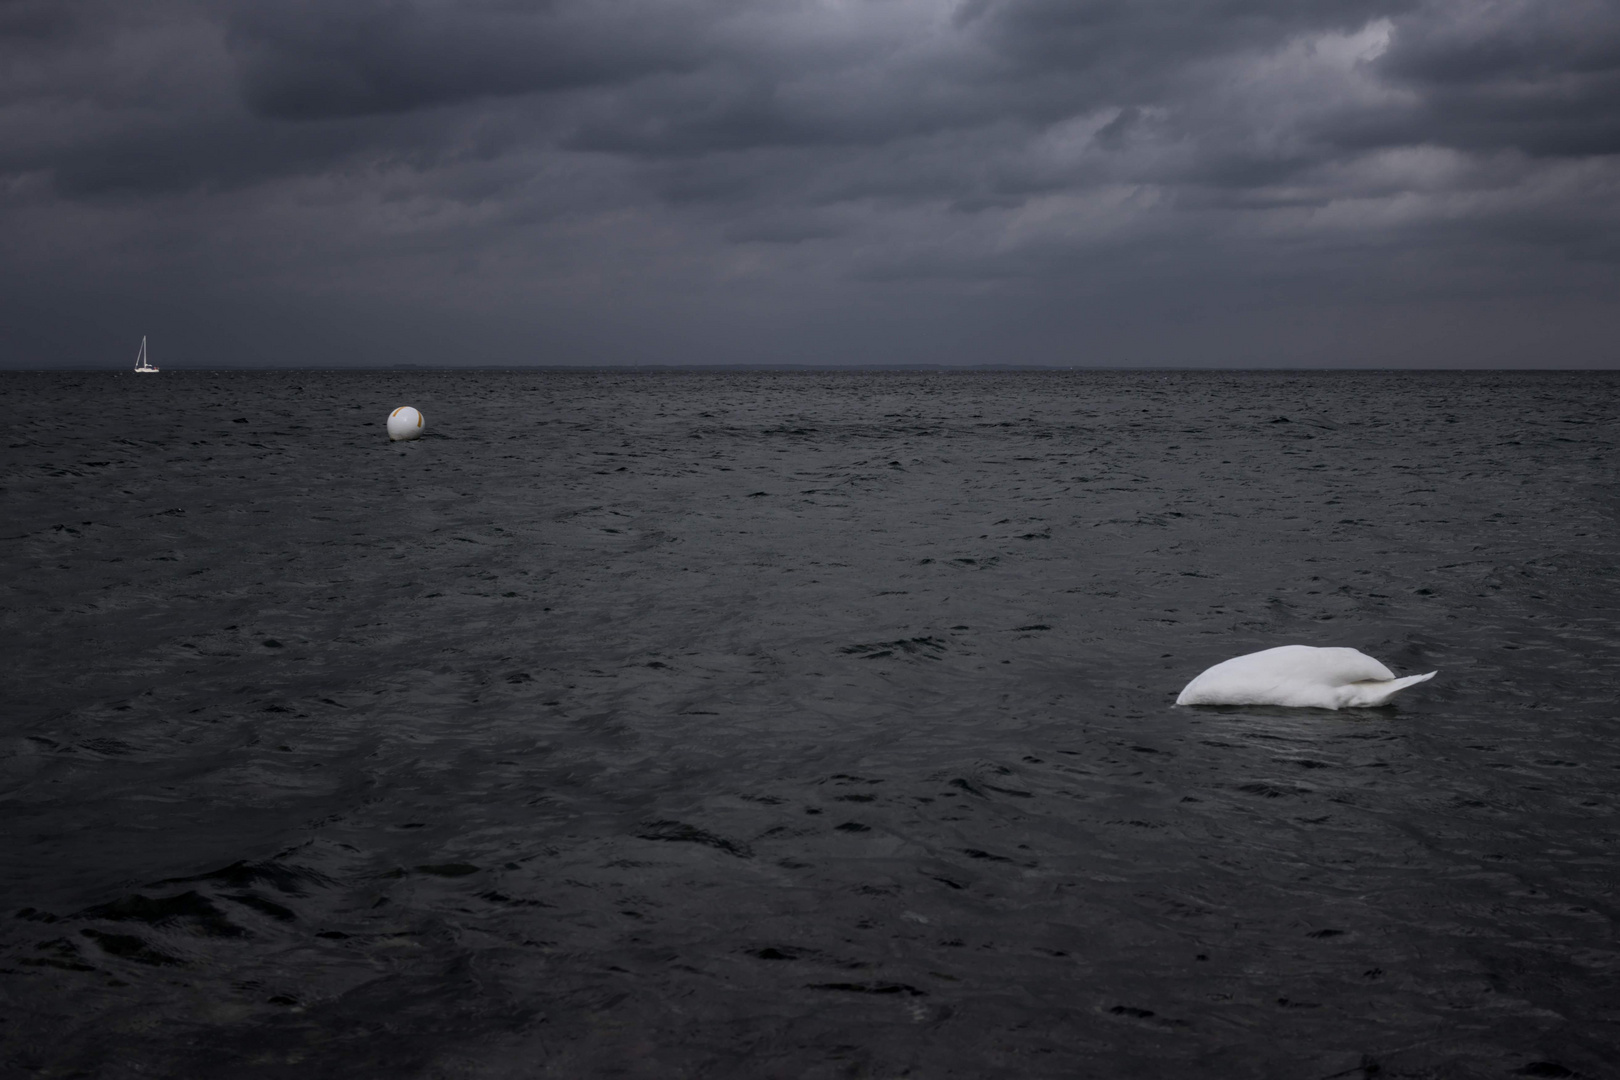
[
  {"left": 2, "top": 0, "right": 1618, "bottom": 367},
  {"left": 226, "top": 0, "right": 707, "bottom": 120},
  {"left": 1376, "top": 1, "right": 1620, "bottom": 157}
]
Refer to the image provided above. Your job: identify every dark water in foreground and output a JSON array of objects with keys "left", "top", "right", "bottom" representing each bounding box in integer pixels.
[{"left": 2, "top": 370, "right": 1618, "bottom": 1078}]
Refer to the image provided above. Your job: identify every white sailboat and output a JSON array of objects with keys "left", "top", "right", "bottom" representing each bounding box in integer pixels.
[{"left": 134, "top": 336, "right": 158, "bottom": 373}]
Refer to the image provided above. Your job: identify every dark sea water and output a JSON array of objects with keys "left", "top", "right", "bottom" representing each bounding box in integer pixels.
[{"left": 3, "top": 369, "right": 1618, "bottom": 1079}]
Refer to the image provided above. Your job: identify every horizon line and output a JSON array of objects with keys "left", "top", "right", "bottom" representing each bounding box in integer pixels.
[{"left": 5, "top": 363, "right": 1620, "bottom": 374}]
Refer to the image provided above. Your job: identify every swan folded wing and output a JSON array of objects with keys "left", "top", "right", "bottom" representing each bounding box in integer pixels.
[
  {"left": 1176, "top": 646, "right": 1351, "bottom": 702},
  {"left": 1191, "top": 646, "right": 1392, "bottom": 686},
  {"left": 1301, "top": 646, "right": 1397, "bottom": 685}
]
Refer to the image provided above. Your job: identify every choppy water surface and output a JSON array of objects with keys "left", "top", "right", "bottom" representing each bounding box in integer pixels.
[{"left": 3, "top": 370, "right": 1618, "bottom": 1078}]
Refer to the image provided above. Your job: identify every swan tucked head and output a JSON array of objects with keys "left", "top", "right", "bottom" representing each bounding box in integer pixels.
[{"left": 1176, "top": 645, "right": 1436, "bottom": 710}]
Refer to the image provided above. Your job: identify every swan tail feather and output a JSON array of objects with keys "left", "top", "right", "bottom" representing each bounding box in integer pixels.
[{"left": 1347, "top": 670, "right": 1436, "bottom": 707}]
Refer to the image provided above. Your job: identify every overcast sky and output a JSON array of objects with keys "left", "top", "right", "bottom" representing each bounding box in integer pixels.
[{"left": 3, "top": 0, "right": 1618, "bottom": 368}]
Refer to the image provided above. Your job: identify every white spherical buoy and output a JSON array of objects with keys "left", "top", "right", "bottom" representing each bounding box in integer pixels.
[{"left": 387, "top": 405, "right": 424, "bottom": 442}]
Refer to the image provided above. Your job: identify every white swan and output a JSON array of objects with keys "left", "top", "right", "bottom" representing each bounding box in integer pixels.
[{"left": 1175, "top": 645, "right": 1436, "bottom": 709}]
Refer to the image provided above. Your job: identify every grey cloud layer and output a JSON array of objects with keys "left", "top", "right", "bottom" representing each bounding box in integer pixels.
[{"left": 2, "top": 0, "right": 1617, "bottom": 366}]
